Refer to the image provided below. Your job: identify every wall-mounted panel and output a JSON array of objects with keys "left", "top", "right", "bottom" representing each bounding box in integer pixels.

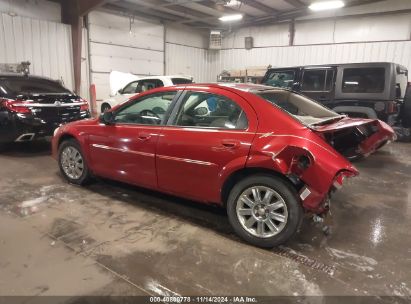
[{"left": 0, "top": 13, "right": 73, "bottom": 90}]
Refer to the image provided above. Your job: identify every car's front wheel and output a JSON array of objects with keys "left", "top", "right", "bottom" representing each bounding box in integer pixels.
[
  {"left": 227, "top": 174, "right": 303, "bottom": 248},
  {"left": 58, "top": 139, "right": 91, "bottom": 185}
]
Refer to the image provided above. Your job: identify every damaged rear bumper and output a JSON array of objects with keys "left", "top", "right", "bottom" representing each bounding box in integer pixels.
[{"left": 298, "top": 169, "right": 358, "bottom": 214}]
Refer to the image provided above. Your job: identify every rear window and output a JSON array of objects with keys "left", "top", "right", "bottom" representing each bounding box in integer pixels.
[
  {"left": 255, "top": 90, "right": 342, "bottom": 126},
  {"left": 0, "top": 77, "right": 70, "bottom": 97},
  {"left": 172, "top": 78, "right": 193, "bottom": 85},
  {"left": 342, "top": 68, "right": 385, "bottom": 93}
]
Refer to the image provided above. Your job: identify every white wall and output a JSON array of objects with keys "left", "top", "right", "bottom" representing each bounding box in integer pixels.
[
  {"left": 0, "top": 12, "right": 74, "bottom": 90},
  {"left": 219, "top": 9, "right": 411, "bottom": 75},
  {"left": 165, "top": 23, "right": 217, "bottom": 83},
  {"left": 88, "top": 11, "right": 165, "bottom": 100}
]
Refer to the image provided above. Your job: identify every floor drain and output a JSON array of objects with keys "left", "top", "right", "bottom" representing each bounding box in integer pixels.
[{"left": 273, "top": 247, "right": 336, "bottom": 276}]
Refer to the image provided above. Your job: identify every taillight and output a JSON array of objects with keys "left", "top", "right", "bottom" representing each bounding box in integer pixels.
[{"left": 2, "top": 99, "right": 31, "bottom": 114}]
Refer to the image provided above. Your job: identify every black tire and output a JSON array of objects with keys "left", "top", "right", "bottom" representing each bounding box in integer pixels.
[
  {"left": 58, "top": 139, "right": 91, "bottom": 185},
  {"left": 227, "top": 174, "right": 303, "bottom": 248},
  {"left": 101, "top": 103, "right": 111, "bottom": 113}
]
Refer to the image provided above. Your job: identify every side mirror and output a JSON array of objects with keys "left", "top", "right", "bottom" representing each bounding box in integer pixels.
[
  {"left": 117, "top": 88, "right": 123, "bottom": 95},
  {"left": 100, "top": 111, "right": 114, "bottom": 125}
]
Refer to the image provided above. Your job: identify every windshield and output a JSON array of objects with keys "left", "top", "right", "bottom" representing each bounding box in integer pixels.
[
  {"left": 255, "top": 90, "right": 343, "bottom": 126},
  {"left": 263, "top": 70, "right": 295, "bottom": 88},
  {"left": 0, "top": 77, "right": 71, "bottom": 98}
]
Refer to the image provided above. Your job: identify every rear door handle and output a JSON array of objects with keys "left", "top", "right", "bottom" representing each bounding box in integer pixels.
[
  {"left": 221, "top": 139, "right": 240, "bottom": 148},
  {"left": 138, "top": 132, "right": 151, "bottom": 141}
]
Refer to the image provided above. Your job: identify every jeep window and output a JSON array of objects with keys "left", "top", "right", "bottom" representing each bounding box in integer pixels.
[
  {"left": 255, "top": 90, "right": 343, "bottom": 126},
  {"left": 342, "top": 67, "right": 385, "bottom": 93},
  {"left": 302, "top": 69, "right": 334, "bottom": 92},
  {"left": 172, "top": 78, "right": 193, "bottom": 85},
  {"left": 263, "top": 71, "right": 295, "bottom": 88},
  {"left": 0, "top": 77, "right": 71, "bottom": 97}
]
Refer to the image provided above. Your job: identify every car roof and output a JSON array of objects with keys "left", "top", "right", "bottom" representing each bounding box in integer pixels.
[
  {"left": 266, "top": 62, "right": 406, "bottom": 70},
  {"left": 170, "top": 82, "right": 282, "bottom": 93}
]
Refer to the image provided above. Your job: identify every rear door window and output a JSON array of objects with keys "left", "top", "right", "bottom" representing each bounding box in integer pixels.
[
  {"left": 136, "top": 79, "right": 164, "bottom": 93},
  {"left": 342, "top": 68, "right": 385, "bottom": 93},
  {"left": 264, "top": 71, "right": 295, "bottom": 88},
  {"left": 302, "top": 70, "right": 326, "bottom": 91}
]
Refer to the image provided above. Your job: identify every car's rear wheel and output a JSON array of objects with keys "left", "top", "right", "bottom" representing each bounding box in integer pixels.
[
  {"left": 227, "top": 174, "right": 303, "bottom": 248},
  {"left": 58, "top": 139, "right": 91, "bottom": 185},
  {"left": 101, "top": 103, "right": 111, "bottom": 113}
]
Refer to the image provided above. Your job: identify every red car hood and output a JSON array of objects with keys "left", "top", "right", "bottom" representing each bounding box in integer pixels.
[{"left": 311, "top": 117, "right": 396, "bottom": 158}]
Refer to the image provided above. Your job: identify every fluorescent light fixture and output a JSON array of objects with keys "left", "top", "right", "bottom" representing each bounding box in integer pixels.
[
  {"left": 309, "top": 0, "right": 345, "bottom": 11},
  {"left": 224, "top": 0, "right": 242, "bottom": 7},
  {"left": 219, "top": 14, "right": 243, "bottom": 22}
]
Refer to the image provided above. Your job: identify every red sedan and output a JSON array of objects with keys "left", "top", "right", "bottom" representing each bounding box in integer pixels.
[{"left": 52, "top": 83, "right": 395, "bottom": 247}]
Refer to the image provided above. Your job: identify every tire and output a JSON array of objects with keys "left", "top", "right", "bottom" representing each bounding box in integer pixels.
[
  {"left": 227, "top": 174, "right": 303, "bottom": 248},
  {"left": 101, "top": 103, "right": 111, "bottom": 113},
  {"left": 58, "top": 139, "right": 91, "bottom": 185}
]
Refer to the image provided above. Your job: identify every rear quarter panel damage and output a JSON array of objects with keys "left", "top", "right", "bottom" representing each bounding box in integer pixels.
[{"left": 246, "top": 129, "right": 358, "bottom": 212}]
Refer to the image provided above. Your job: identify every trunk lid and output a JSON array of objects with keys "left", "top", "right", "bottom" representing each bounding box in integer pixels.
[
  {"left": 17, "top": 93, "right": 89, "bottom": 134},
  {"left": 311, "top": 117, "right": 396, "bottom": 159}
]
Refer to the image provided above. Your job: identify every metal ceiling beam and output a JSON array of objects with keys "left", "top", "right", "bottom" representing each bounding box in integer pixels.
[
  {"left": 243, "top": 0, "right": 279, "bottom": 15},
  {"left": 105, "top": 1, "right": 182, "bottom": 21},
  {"left": 119, "top": 0, "right": 219, "bottom": 25},
  {"left": 283, "top": 0, "right": 305, "bottom": 8}
]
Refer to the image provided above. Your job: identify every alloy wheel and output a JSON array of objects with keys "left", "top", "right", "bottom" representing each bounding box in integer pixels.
[
  {"left": 60, "top": 146, "right": 84, "bottom": 180},
  {"left": 236, "top": 186, "right": 288, "bottom": 238}
]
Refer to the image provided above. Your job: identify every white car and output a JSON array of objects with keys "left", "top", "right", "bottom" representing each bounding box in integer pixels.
[{"left": 98, "top": 75, "right": 193, "bottom": 113}]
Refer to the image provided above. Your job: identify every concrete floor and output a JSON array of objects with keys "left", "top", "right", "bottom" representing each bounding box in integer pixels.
[{"left": 0, "top": 141, "right": 410, "bottom": 301}]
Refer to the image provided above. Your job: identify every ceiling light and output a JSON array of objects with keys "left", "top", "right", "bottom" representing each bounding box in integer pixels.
[
  {"left": 224, "top": 0, "right": 242, "bottom": 7},
  {"left": 219, "top": 14, "right": 243, "bottom": 22},
  {"left": 309, "top": 0, "right": 345, "bottom": 11}
]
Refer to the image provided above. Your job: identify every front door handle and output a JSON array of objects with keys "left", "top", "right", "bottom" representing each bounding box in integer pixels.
[
  {"left": 138, "top": 132, "right": 151, "bottom": 141},
  {"left": 221, "top": 139, "right": 240, "bottom": 149}
]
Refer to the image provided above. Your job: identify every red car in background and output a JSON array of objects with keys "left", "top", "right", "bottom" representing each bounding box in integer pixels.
[{"left": 52, "top": 83, "right": 395, "bottom": 247}]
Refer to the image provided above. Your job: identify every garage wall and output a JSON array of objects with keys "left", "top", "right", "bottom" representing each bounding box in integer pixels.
[
  {"left": 219, "top": 8, "right": 411, "bottom": 74},
  {"left": 165, "top": 24, "right": 218, "bottom": 83},
  {"left": 0, "top": 12, "right": 74, "bottom": 90},
  {"left": 88, "top": 11, "right": 165, "bottom": 100}
]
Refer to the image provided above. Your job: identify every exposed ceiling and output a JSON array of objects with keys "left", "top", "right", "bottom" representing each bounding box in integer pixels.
[{"left": 99, "top": 0, "right": 386, "bottom": 29}]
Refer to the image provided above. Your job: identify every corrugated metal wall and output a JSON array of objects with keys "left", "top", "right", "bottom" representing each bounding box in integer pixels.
[
  {"left": 88, "top": 11, "right": 164, "bottom": 100},
  {"left": 165, "top": 43, "right": 219, "bottom": 83},
  {"left": 217, "top": 11, "right": 411, "bottom": 75},
  {"left": 216, "top": 41, "right": 411, "bottom": 75},
  {"left": 0, "top": 12, "right": 74, "bottom": 90}
]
